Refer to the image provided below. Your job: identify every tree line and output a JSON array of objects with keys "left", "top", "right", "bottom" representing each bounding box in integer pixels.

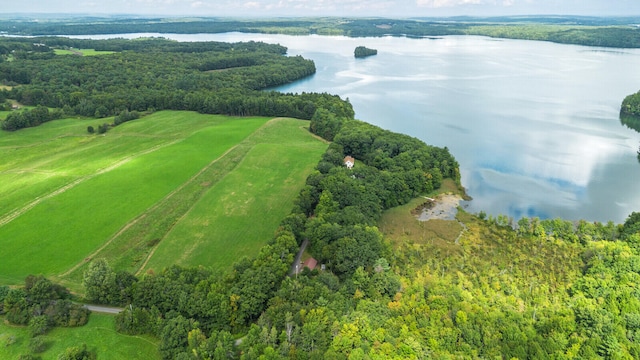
[
  {"left": 3, "top": 17, "right": 639, "bottom": 49},
  {"left": 0, "top": 37, "right": 318, "bottom": 131},
  {"left": 1, "top": 105, "right": 65, "bottom": 131}
]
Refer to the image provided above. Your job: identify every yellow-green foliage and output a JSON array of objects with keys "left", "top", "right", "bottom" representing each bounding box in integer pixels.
[{"left": 372, "top": 205, "right": 639, "bottom": 358}]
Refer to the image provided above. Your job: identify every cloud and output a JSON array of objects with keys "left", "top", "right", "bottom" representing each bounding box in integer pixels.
[
  {"left": 416, "top": 0, "right": 483, "bottom": 8},
  {"left": 243, "top": 2, "right": 262, "bottom": 9}
]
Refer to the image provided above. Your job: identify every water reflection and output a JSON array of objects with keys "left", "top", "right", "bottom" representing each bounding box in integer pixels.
[{"left": 620, "top": 113, "right": 640, "bottom": 133}]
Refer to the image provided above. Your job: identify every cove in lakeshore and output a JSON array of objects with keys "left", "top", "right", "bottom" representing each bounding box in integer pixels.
[{"left": 71, "top": 32, "right": 640, "bottom": 223}]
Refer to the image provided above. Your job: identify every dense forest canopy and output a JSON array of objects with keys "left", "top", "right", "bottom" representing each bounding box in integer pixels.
[
  {"left": 1, "top": 16, "right": 639, "bottom": 48},
  {"left": 0, "top": 36, "right": 340, "bottom": 130}
]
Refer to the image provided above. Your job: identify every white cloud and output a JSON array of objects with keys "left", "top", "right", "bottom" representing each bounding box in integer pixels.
[
  {"left": 416, "top": 0, "right": 483, "bottom": 8},
  {"left": 243, "top": 2, "right": 262, "bottom": 9}
]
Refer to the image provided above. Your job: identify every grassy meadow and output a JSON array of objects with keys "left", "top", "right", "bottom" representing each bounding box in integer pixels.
[
  {"left": 0, "top": 112, "right": 325, "bottom": 287},
  {"left": 0, "top": 314, "right": 159, "bottom": 359},
  {"left": 143, "top": 118, "right": 328, "bottom": 273},
  {"left": 53, "top": 48, "right": 116, "bottom": 56}
]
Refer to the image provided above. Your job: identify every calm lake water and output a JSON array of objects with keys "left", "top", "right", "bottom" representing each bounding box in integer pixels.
[{"left": 76, "top": 33, "right": 640, "bottom": 223}]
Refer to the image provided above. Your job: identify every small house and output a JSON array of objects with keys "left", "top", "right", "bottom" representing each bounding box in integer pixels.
[
  {"left": 302, "top": 257, "right": 318, "bottom": 271},
  {"left": 344, "top": 156, "right": 355, "bottom": 169}
]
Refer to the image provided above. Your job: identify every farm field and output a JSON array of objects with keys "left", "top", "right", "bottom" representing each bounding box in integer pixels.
[
  {"left": 143, "top": 117, "right": 328, "bottom": 273},
  {"left": 0, "top": 111, "right": 325, "bottom": 288},
  {"left": 0, "top": 314, "right": 159, "bottom": 359},
  {"left": 53, "top": 48, "right": 116, "bottom": 56}
]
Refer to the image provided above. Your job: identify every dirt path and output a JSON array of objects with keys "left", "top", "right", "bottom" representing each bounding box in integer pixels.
[
  {"left": 289, "top": 239, "right": 309, "bottom": 276},
  {"left": 83, "top": 304, "right": 124, "bottom": 314}
]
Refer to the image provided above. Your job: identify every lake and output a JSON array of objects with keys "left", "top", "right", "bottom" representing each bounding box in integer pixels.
[{"left": 75, "top": 33, "right": 640, "bottom": 223}]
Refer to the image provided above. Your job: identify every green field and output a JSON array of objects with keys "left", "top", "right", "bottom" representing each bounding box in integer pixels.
[
  {"left": 144, "top": 118, "right": 328, "bottom": 273},
  {"left": 0, "top": 112, "right": 326, "bottom": 287},
  {"left": 54, "top": 48, "right": 116, "bottom": 56},
  {"left": 0, "top": 314, "right": 159, "bottom": 359}
]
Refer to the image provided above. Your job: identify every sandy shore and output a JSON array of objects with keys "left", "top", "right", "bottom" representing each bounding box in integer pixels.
[{"left": 417, "top": 194, "right": 463, "bottom": 221}]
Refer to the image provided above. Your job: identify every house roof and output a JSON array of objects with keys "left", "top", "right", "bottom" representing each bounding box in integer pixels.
[
  {"left": 344, "top": 156, "right": 355, "bottom": 164},
  {"left": 302, "top": 257, "right": 318, "bottom": 270}
]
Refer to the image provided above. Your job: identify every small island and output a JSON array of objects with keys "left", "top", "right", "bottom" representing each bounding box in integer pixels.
[
  {"left": 620, "top": 90, "right": 640, "bottom": 162},
  {"left": 354, "top": 46, "right": 377, "bottom": 58},
  {"left": 621, "top": 90, "right": 640, "bottom": 133}
]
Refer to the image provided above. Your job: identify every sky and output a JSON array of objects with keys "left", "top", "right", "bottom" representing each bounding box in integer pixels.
[{"left": 4, "top": 0, "right": 640, "bottom": 17}]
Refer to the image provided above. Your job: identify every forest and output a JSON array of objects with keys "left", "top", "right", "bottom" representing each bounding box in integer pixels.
[
  {"left": 0, "top": 37, "right": 325, "bottom": 130},
  {"left": 1, "top": 32, "right": 640, "bottom": 359},
  {"left": 1, "top": 16, "right": 639, "bottom": 48}
]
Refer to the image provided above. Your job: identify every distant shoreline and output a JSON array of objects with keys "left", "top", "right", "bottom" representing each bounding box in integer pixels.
[{"left": 2, "top": 16, "right": 640, "bottom": 49}]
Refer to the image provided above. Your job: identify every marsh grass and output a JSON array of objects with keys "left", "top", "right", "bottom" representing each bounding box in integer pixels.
[{"left": 379, "top": 178, "right": 466, "bottom": 247}]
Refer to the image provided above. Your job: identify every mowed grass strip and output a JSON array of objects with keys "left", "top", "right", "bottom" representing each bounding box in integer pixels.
[
  {"left": 0, "top": 112, "right": 266, "bottom": 284},
  {"left": 144, "top": 118, "right": 328, "bottom": 273},
  {"left": 0, "top": 314, "right": 159, "bottom": 360}
]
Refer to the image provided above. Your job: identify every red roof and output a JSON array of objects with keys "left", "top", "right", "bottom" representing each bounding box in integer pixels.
[{"left": 302, "top": 257, "right": 318, "bottom": 270}]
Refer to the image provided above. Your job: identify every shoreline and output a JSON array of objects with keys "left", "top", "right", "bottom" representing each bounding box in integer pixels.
[{"left": 417, "top": 194, "right": 463, "bottom": 221}]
